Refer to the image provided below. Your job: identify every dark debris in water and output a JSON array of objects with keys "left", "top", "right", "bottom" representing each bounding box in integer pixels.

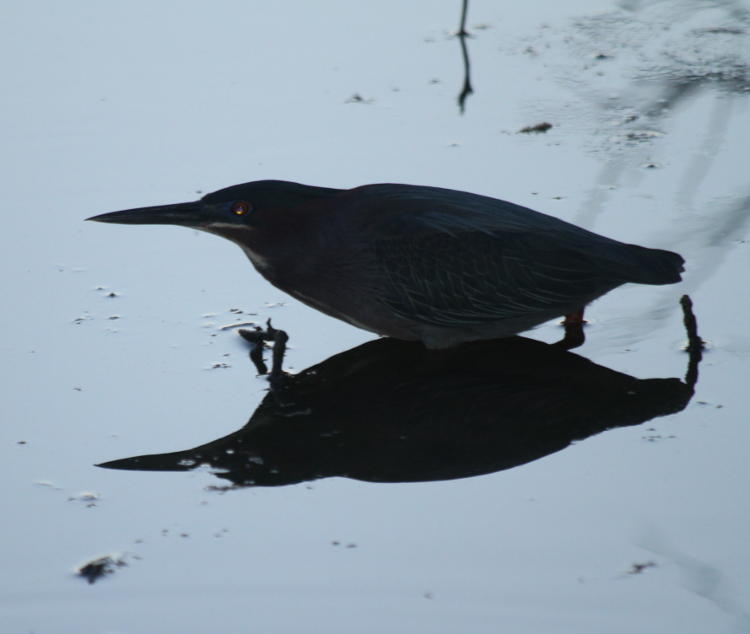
[
  {"left": 345, "top": 93, "right": 374, "bottom": 104},
  {"left": 519, "top": 122, "right": 553, "bottom": 134},
  {"left": 205, "top": 484, "right": 241, "bottom": 493},
  {"left": 76, "top": 554, "right": 127, "bottom": 584},
  {"left": 627, "top": 561, "right": 657, "bottom": 575},
  {"left": 693, "top": 27, "right": 745, "bottom": 36},
  {"left": 94, "top": 286, "right": 120, "bottom": 297},
  {"left": 625, "top": 130, "right": 664, "bottom": 142},
  {"left": 642, "top": 432, "right": 676, "bottom": 442},
  {"left": 331, "top": 541, "right": 358, "bottom": 548}
]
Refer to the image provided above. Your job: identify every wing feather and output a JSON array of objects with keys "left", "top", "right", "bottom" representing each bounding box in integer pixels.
[
  {"left": 337, "top": 184, "right": 669, "bottom": 329},
  {"left": 374, "top": 229, "right": 618, "bottom": 328}
]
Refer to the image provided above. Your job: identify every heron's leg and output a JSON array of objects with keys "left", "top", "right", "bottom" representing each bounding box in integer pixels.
[
  {"left": 238, "top": 319, "right": 289, "bottom": 377},
  {"left": 554, "top": 308, "right": 586, "bottom": 350},
  {"left": 238, "top": 327, "right": 270, "bottom": 374},
  {"left": 267, "top": 321, "right": 289, "bottom": 379}
]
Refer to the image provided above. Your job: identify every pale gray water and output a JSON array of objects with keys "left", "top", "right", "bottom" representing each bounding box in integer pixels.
[{"left": 2, "top": 1, "right": 749, "bottom": 632}]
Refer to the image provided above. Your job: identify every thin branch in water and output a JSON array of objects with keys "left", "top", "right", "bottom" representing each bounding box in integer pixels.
[
  {"left": 679, "top": 294, "right": 704, "bottom": 390},
  {"left": 456, "top": 0, "right": 473, "bottom": 113},
  {"left": 457, "top": 0, "right": 469, "bottom": 36}
]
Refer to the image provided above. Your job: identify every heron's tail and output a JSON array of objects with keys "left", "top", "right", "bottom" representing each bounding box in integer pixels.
[{"left": 626, "top": 245, "right": 685, "bottom": 285}]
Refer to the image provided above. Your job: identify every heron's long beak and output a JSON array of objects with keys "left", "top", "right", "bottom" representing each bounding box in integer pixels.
[{"left": 87, "top": 201, "right": 209, "bottom": 227}]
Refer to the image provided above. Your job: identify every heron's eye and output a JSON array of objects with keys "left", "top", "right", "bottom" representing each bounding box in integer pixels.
[{"left": 232, "top": 201, "right": 251, "bottom": 216}]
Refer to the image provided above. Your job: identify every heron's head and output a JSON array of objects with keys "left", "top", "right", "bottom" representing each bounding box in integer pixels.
[{"left": 87, "top": 180, "right": 342, "bottom": 245}]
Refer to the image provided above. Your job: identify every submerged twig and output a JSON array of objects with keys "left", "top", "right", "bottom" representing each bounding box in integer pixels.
[
  {"left": 679, "top": 294, "right": 703, "bottom": 390},
  {"left": 456, "top": 0, "right": 473, "bottom": 113},
  {"left": 76, "top": 554, "right": 127, "bottom": 584}
]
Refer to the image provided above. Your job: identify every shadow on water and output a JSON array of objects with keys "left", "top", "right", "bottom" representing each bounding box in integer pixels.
[{"left": 99, "top": 299, "right": 702, "bottom": 488}]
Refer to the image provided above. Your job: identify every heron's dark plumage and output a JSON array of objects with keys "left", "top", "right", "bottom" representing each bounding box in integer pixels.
[
  {"left": 332, "top": 183, "right": 683, "bottom": 345},
  {"left": 89, "top": 180, "right": 684, "bottom": 348}
]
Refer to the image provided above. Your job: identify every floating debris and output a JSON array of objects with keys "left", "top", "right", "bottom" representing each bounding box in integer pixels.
[
  {"left": 624, "top": 130, "right": 665, "bottom": 142},
  {"left": 519, "top": 122, "right": 553, "bottom": 134},
  {"left": 68, "top": 491, "right": 101, "bottom": 507},
  {"left": 76, "top": 554, "right": 127, "bottom": 584},
  {"left": 345, "top": 93, "right": 374, "bottom": 104},
  {"left": 642, "top": 433, "right": 676, "bottom": 442},
  {"left": 205, "top": 484, "right": 240, "bottom": 493},
  {"left": 34, "top": 480, "right": 62, "bottom": 490},
  {"left": 219, "top": 321, "right": 259, "bottom": 331},
  {"left": 694, "top": 27, "right": 745, "bottom": 35},
  {"left": 627, "top": 561, "right": 657, "bottom": 575}
]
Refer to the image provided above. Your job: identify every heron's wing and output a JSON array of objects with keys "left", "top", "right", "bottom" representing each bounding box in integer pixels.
[
  {"left": 354, "top": 183, "right": 618, "bottom": 241},
  {"left": 374, "top": 228, "right": 618, "bottom": 327}
]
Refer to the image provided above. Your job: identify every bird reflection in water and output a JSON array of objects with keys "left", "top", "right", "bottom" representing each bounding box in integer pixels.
[{"left": 98, "top": 298, "right": 703, "bottom": 488}]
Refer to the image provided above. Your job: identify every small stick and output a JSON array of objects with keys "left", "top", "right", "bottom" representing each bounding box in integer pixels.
[
  {"left": 456, "top": 0, "right": 473, "bottom": 113},
  {"left": 679, "top": 294, "right": 703, "bottom": 390},
  {"left": 680, "top": 295, "right": 704, "bottom": 353}
]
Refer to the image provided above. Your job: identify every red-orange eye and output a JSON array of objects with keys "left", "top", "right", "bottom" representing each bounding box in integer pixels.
[{"left": 232, "top": 201, "right": 251, "bottom": 216}]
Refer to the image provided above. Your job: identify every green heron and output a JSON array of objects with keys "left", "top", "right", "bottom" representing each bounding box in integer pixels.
[{"left": 88, "top": 180, "right": 684, "bottom": 348}]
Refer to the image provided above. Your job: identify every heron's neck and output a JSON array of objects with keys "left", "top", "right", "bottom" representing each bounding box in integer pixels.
[{"left": 239, "top": 242, "right": 273, "bottom": 273}]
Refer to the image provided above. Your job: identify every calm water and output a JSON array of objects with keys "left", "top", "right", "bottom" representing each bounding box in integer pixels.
[{"left": 2, "top": 1, "right": 749, "bottom": 632}]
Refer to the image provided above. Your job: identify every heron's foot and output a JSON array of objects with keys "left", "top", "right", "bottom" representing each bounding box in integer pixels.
[
  {"left": 238, "top": 319, "right": 289, "bottom": 378},
  {"left": 553, "top": 309, "right": 587, "bottom": 350}
]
